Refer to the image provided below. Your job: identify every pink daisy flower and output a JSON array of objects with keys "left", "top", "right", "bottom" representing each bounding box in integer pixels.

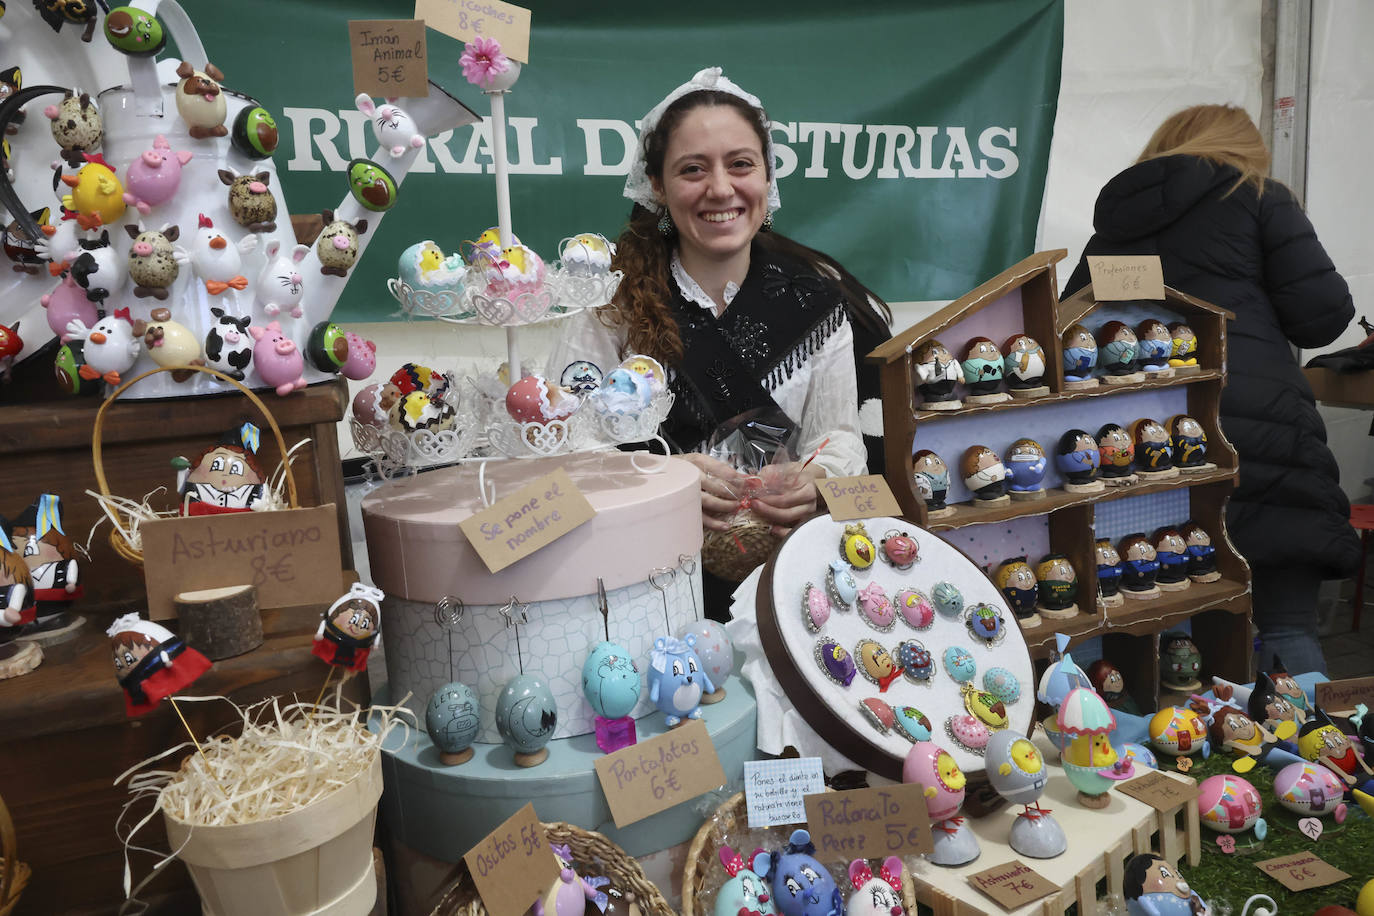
[{"left": 460, "top": 37, "right": 509, "bottom": 89}]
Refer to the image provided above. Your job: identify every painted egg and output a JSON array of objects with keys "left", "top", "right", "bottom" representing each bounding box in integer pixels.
[
  {"left": 943, "top": 645, "right": 976, "bottom": 684},
  {"left": 581, "top": 641, "right": 641, "bottom": 719},
  {"left": 895, "top": 588, "right": 934, "bottom": 629},
  {"left": 104, "top": 6, "right": 167, "bottom": 56},
  {"left": 814, "top": 637, "right": 856, "bottom": 687},
  {"left": 390, "top": 362, "right": 447, "bottom": 396},
  {"left": 596, "top": 367, "right": 653, "bottom": 415},
  {"left": 54, "top": 341, "right": 86, "bottom": 395},
  {"left": 352, "top": 381, "right": 397, "bottom": 429},
  {"left": 983, "top": 668, "right": 1020, "bottom": 704},
  {"left": 559, "top": 360, "right": 602, "bottom": 395},
  {"left": 840, "top": 522, "right": 876, "bottom": 569},
  {"left": 463, "top": 226, "right": 517, "bottom": 266},
  {"left": 803, "top": 582, "right": 831, "bottom": 633},
  {"left": 495, "top": 672, "right": 557, "bottom": 755},
  {"left": 1273, "top": 761, "right": 1347, "bottom": 819},
  {"left": 347, "top": 158, "right": 398, "bottom": 212},
  {"left": 425, "top": 681, "right": 480, "bottom": 757},
  {"left": 485, "top": 243, "right": 546, "bottom": 292},
  {"left": 306, "top": 320, "right": 347, "bottom": 372},
  {"left": 902, "top": 742, "right": 965, "bottom": 821},
  {"left": 964, "top": 690, "right": 1008, "bottom": 729},
  {"left": 895, "top": 640, "right": 934, "bottom": 683},
  {"left": 825, "top": 559, "right": 858, "bottom": 608},
  {"left": 895, "top": 706, "right": 934, "bottom": 743},
  {"left": 880, "top": 529, "right": 919, "bottom": 569},
  {"left": 860, "top": 697, "right": 896, "bottom": 734},
  {"left": 1148, "top": 706, "right": 1210, "bottom": 757},
  {"left": 965, "top": 603, "right": 1004, "bottom": 643},
  {"left": 932, "top": 581, "right": 964, "bottom": 618},
  {"left": 505, "top": 374, "right": 579, "bottom": 424},
  {"left": 1121, "top": 743, "right": 1158, "bottom": 770},
  {"left": 560, "top": 232, "right": 613, "bottom": 275},
  {"left": 985, "top": 732, "right": 1047, "bottom": 805},
  {"left": 855, "top": 639, "right": 903, "bottom": 692},
  {"left": 1197, "top": 774, "right": 1265, "bottom": 836},
  {"left": 947, "top": 714, "right": 993, "bottom": 753},
  {"left": 619, "top": 354, "right": 666, "bottom": 388},
  {"left": 230, "top": 104, "right": 279, "bottom": 159},
  {"left": 858, "top": 582, "right": 896, "bottom": 631},
  {"left": 679, "top": 619, "right": 734, "bottom": 685},
  {"left": 391, "top": 389, "right": 455, "bottom": 433}
]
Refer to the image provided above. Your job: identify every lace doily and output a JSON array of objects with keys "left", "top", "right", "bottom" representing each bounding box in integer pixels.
[{"left": 670, "top": 250, "right": 739, "bottom": 314}]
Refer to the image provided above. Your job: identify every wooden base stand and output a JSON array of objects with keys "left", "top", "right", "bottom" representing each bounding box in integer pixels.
[
  {"left": 176, "top": 584, "right": 263, "bottom": 660},
  {"left": 920, "top": 399, "right": 962, "bottom": 412},
  {"left": 1077, "top": 791, "right": 1111, "bottom": 809},
  {"left": 970, "top": 494, "right": 1010, "bottom": 507},
  {"left": 1062, "top": 480, "right": 1105, "bottom": 494},
  {"left": 1178, "top": 462, "right": 1217, "bottom": 474},
  {"left": 1157, "top": 578, "right": 1191, "bottom": 592},
  {"left": 1137, "top": 467, "right": 1180, "bottom": 480},
  {"left": 965, "top": 391, "right": 1011, "bottom": 405},
  {"left": 1016, "top": 611, "right": 1043, "bottom": 629},
  {"left": 700, "top": 687, "right": 727, "bottom": 706},
  {"left": 1102, "top": 372, "right": 1145, "bottom": 385},
  {"left": 1190, "top": 571, "right": 1222, "bottom": 584},
  {"left": 1098, "top": 592, "right": 1125, "bottom": 608},
  {"left": 1008, "top": 385, "right": 1050, "bottom": 399},
  {"left": 1038, "top": 603, "right": 1079, "bottom": 620},
  {"left": 1172, "top": 364, "right": 1201, "bottom": 375},
  {"left": 1122, "top": 585, "right": 1162, "bottom": 600},
  {"left": 513, "top": 748, "right": 549, "bottom": 768},
  {"left": 0, "top": 640, "right": 42, "bottom": 679},
  {"left": 1101, "top": 473, "right": 1138, "bottom": 487},
  {"left": 1143, "top": 367, "right": 1176, "bottom": 379},
  {"left": 439, "top": 747, "right": 475, "bottom": 766},
  {"left": 1010, "top": 488, "right": 1047, "bottom": 501},
  {"left": 1063, "top": 378, "right": 1100, "bottom": 391},
  {"left": 927, "top": 506, "right": 956, "bottom": 518},
  {"left": 14, "top": 613, "right": 86, "bottom": 647}
]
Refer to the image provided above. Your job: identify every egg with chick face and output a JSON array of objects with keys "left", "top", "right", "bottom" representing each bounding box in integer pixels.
[{"left": 986, "top": 731, "right": 1047, "bottom": 805}]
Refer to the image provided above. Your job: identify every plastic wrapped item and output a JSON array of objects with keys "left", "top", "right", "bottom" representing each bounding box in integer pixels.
[{"left": 699, "top": 410, "right": 799, "bottom": 582}]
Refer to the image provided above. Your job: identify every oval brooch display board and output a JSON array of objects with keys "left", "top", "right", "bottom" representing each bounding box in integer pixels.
[{"left": 755, "top": 514, "right": 1035, "bottom": 782}]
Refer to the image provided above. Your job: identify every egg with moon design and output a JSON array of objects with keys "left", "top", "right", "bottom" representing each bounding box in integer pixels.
[
  {"left": 495, "top": 673, "right": 558, "bottom": 757},
  {"left": 425, "top": 681, "right": 480, "bottom": 763},
  {"left": 581, "top": 642, "right": 641, "bottom": 720}
]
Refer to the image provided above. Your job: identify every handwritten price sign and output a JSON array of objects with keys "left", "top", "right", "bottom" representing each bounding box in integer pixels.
[
  {"left": 1116, "top": 769, "right": 1200, "bottom": 812},
  {"left": 1087, "top": 255, "right": 1165, "bottom": 301},
  {"left": 349, "top": 20, "right": 428, "bottom": 98},
  {"left": 967, "top": 860, "right": 1060, "bottom": 909},
  {"left": 1255, "top": 852, "right": 1349, "bottom": 892},
  {"left": 414, "top": 0, "right": 532, "bottom": 62},
  {"left": 463, "top": 803, "right": 559, "bottom": 916},
  {"left": 458, "top": 468, "right": 595, "bottom": 573},
  {"left": 817, "top": 475, "right": 902, "bottom": 522},
  {"left": 594, "top": 719, "right": 726, "bottom": 828},
  {"left": 803, "top": 784, "right": 931, "bottom": 858}
]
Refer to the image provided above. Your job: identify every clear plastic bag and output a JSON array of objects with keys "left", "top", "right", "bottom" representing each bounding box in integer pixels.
[{"left": 699, "top": 409, "right": 799, "bottom": 582}]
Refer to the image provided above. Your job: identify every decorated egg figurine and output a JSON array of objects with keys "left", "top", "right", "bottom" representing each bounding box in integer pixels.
[
  {"left": 902, "top": 741, "right": 979, "bottom": 866},
  {"left": 1005, "top": 438, "right": 1048, "bottom": 499},
  {"left": 306, "top": 321, "right": 348, "bottom": 374},
  {"left": 750, "top": 830, "right": 843, "bottom": 916},
  {"left": 648, "top": 634, "right": 714, "bottom": 727},
  {"left": 1132, "top": 419, "right": 1175, "bottom": 476},
  {"left": 961, "top": 688, "right": 1008, "bottom": 731},
  {"left": 1168, "top": 415, "right": 1210, "bottom": 470},
  {"left": 715, "top": 845, "right": 778, "bottom": 916},
  {"left": 1297, "top": 709, "right": 1374, "bottom": 794},
  {"left": 104, "top": 6, "right": 167, "bottom": 56},
  {"left": 1160, "top": 632, "right": 1202, "bottom": 691},
  {"left": 894, "top": 705, "right": 934, "bottom": 742},
  {"left": 894, "top": 587, "right": 934, "bottom": 629},
  {"left": 802, "top": 583, "right": 831, "bottom": 633},
  {"left": 679, "top": 619, "right": 733, "bottom": 703},
  {"left": 965, "top": 604, "right": 1005, "bottom": 645},
  {"left": 859, "top": 697, "right": 897, "bottom": 735},
  {"left": 144, "top": 309, "right": 205, "bottom": 381},
  {"left": 560, "top": 360, "right": 603, "bottom": 396},
  {"left": 1267, "top": 655, "right": 1311, "bottom": 717},
  {"left": 311, "top": 582, "right": 383, "bottom": 672},
  {"left": 840, "top": 522, "right": 876, "bottom": 570},
  {"left": 1002, "top": 333, "right": 1048, "bottom": 396},
  {"left": 1148, "top": 706, "right": 1210, "bottom": 757},
  {"left": 107, "top": 613, "right": 212, "bottom": 718},
  {"left": 1096, "top": 423, "right": 1137, "bottom": 485},
  {"left": 994, "top": 557, "right": 1040, "bottom": 625},
  {"left": 855, "top": 639, "right": 904, "bottom": 692},
  {"left": 425, "top": 681, "right": 480, "bottom": 765},
  {"left": 175, "top": 61, "right": 228, "bottom": 139},
  {"left": 595, "top": 367, "right": 653, "bottom": 416},
  {"left": 496, "top": 672, "right": 558, "bottom": 766},
  {"left": 1062, "top": 728, "right": 1131, "bottom": 808},
  {"left": 1248, "top": 671, "right": 1303, "bottom": 732},
  {"left": 986, "top": 730, "right": 1066, "bottom": 859},
  {"left": 913, "top": 339, "right": 962, "bottom": 409},
  {"left": 1167, "top": 321, "right": 1198, "bottom": 370},
  {"left": 1034, "top": 554, "right": 1078, "bottom": 618},
  {"left": 485, "top": 243, "right": 547, "bottom": 296},
  {"left": 912, "top": 449, "right": 952, "bottom": 516},
  {"left": 960, "top": 445, "right": 1012, "bottom": 503},
  {"left": 1088, "top": 659, "right": 1128, "bottom": 708},
  {"left": 896, "top": 641, "right": 935, "bottom": 684},
  {"left": 506, "top": 375, "right": 579, "bottom": 424},
  {"left": 1096, "top": 320, "right": 1142, "bottom": 382},
  {"left": 943, "top": 645, "right": 976, "bottom": 684},
  {"left": 847, "top": 857, "right": 905, "bottom": 916},
  {"left": 1119, "top": 533, "right": 1161, "bottom": 598},
  {"left": 560, "top": 232, "right": 615, "bottom": 277},
  {"left": 581, "top": 641, "right": 641, "bottom": 720},
  {"left": 1179, "top": 520, "right": 1220, "bottom": 583},
  {"left": 1153, "top": 528, "right": 1191, "bottom": 589},
  {"left": 1136, "top": 319, "right": 1174, "bottom": 374},
  {"left": 620, "top": 354, "right": 667, "bottom": 388},
  {"left": 880, "top": 529, "right": 919, "bottom": 569},
  {"left": 352, "top": 381, "right": 400, "bottom": 429},
  {"left": 316, "top": 211, "right": 367, "bottom": 277},
  {"left": 1122, "top": 743, "right": 1159, "bottom": 771},
  {"left": 857, "top": 582, "right": 896, "bottom": 631},
  {"left": 347, "top": 158, "right": 398, "bottom": 212},
  {"left": 825, "top": 558, "right": 859, "bottom": 610},
  {"left": 60, "top": 154, "right": 126, "bottom": 229},
  {"left": 815, "top": 637, "right": 857, "bottom": 687},
  {"left": 1124, "top": 852, "right": 1212, "bottom": 916},
  {"left": 1273, "top": 761, "right": 1348, "bottom": 820},
  {"left": 1095, "top": 538, "right": 1125, "bottom": 606},
  {"left": 1197, "top": 774, "right": 1266, "bottom": 838},
  {"left": 231, "top": 104, "right": 279, "bottom": 159},
  {"left": 960, "top": 336, "right": 1008, "bottom": 402},
  {"left": 932, "top": 581, "right": 963, "bottom": 619},
  {"left": 983, "top": 668, "right": 1021, "bottom": 705},
  {"left": 1061, "top": 323, "right": 1098, "bottom": 386}
]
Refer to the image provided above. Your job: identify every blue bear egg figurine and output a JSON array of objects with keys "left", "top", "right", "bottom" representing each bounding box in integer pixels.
[
  {"left": 495, "top": 672, "right": 557, "bottom": 766},
  {"left": 425, "top": 681, "right": 480, "bottom": 766},
  {"left": 582, "top": 641, "right": 641, "bottom": 720},
  {"left": 648, "top": 633, "right": 715, "bottom": 727},
  {"left": 751, "top": 829, "right": 843, "bottom": 916}
]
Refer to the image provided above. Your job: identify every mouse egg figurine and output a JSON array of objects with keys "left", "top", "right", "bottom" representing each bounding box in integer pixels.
[
  {"left": 912, "top": 449, "right": 953, "bottom": 517},
  {"left": 425, "top": 681, "right": 480, "bottom": 765},
  {"left": 1002, "top": 333, "right": 1048, "bottom": 398},
  {"left": 1055, "top": 428, "right": 1103, "bottom": 492},
  {"left": 582, "top": 640, "right": 641, "bottom": 753},
  {"left": 107, "top": 613, "right": 212, "bottom": 717},
  {"left": 496, "top": 672, "right": 558, "bottom": 767},
  {"left": 1005, "top": 437, "right": 1048, "bottom": 500},
  {"left": 1167, "top": 321, "right": 1199, "bottom": 372},
  {"left": 648, "top": 634, "right": 714, "bottom": 727},
  {"left": 750, "top": 830, "right": 843, "bottom": 916},
  {"left": 994, "top": 557, "right": 1040, "bottom": 627},
  {"left": 1061, "top": 323, "right": 1099, "bottom": 388},
  {"left": 356, "top": 93, "right": 425, "bottom": 159},
  {"left": 1168, "top": 415, "right": 1211, "bottom": 471},
  {"left": 1123, "top": 852, "right": 1212, "bottom": 916},
  {"left": 1096, "top": 422, "right": 1137, "bottom": 485},
  {"left": 715, "top": 845, "right": 777, "bottom": 916},
  {"left": 913, "top": 339, "right": 962, "bottom": 410},
  {"left": 312, "top": 583, "right": 383, "bottom": 672},
  {"left": 902, "top": 741, "right": 980, "bottom": 866},
  {"left": 1135, "top": 319, "right": 1175, "bottom": 376},
  {"left": 960, "top": 336, "right": 1008, "bottom": 404},
  {"left": 960, "top": 445, "right": 1012, "bottom": 504},
  {"left": 847, "top": 857, "right": 906, "bottom": 916},
  {"left": 1118, "top": 533, "right": 1161, "bottom": 599},
  {"left": 1132, "top": 418, "right": 1177, "bottom": 478},
  {"left": 175, "top": 61, "right": 227, "bottom": 139},
  {"left": 1096, "top": 320, "right": 1143, "bottom": 383}
]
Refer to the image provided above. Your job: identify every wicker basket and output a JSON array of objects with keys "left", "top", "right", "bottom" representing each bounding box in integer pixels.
[
  {"left": 680, "top": 792, "right": 918, "bottom": 916},
  {"left": 427, "top": 821, "right": 676, "bottom": 916},
  {"left": 700, "top": 513, "right": 779, "bottom": 582},
  {"left": 91, "top": 365, "right": 301, "bottom": 567},
  {"left": 0, "top": 792, "right": 29, "bottom": 916}
]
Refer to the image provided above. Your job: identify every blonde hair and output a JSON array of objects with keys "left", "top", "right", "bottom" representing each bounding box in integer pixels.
[{"left": 1138, "top": 104, "right": 1270, "bottom": 195}]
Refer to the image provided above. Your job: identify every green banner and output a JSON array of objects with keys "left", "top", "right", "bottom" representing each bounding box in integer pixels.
[{"left": 181, "top": 0, "right": 1062, "bottom": 322}]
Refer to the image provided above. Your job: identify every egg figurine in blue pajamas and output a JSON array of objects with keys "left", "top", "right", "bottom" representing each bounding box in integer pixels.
[
  {"left": 426, "top": 681, "right": 480, "bottom": 766},
  {"left": 496, "top": 673, "right": 557, "bottom": 767},
  {"left": 582, "top": 641, "right": 641, "bottom": 753}
]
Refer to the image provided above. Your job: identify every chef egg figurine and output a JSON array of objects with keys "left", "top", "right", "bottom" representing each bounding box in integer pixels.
[
  {"left": 913, "top": 339, "right": 963, "bottom": 410},
  {"left": 960, "top": 445, "right": 1012, "bottom": 505},
  {"left": 496, "top": 672, "right": 558, "bottom": 767},
  {"left": 312, "top": 582, "right": 384, "bottom": 672},
  {"left": 902, "top": 741, "right": 980, "bottom": 866},
  {"left": 1002, "top": 333, "right": 1048, "bottom": 398},
  {"left": 583, "top": 641, "right": 641, "bottom": 753},
  {"left": 425, "top": 681, "right": 480, "bottom": 766},
  {"left": 1005, "top": 437, "right": 1048, "bottom": 500},
  {"left": 1096, "top": 320, "right": 1144, "bottom": 384},
  {"left": 1096, "top": 422, "right": 1138, "bottom": 486},
  {"left": 960, "top": 336, "right": 1009, "bottom": 404},
  {"left": 912, "top": 449, "right": 954, "bottom": 517},
  {"left": 1061, "top": 323, "right": 1099, "bottom": 389},
  {"left": 986, "top": 730, "right": 1066, "bottom": 858}
]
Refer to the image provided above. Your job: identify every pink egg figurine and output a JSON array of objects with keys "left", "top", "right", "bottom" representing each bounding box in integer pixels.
[
  {"left": 352, "top": 381, "right": 400, "bottom": 429},
  {"left": 122, "top": 134, "right": 192, "bottom": 214},
  {"left": 678, "top": 619, "right": 733, "bottom": 705},
  {"left": 858, "top": 582, "right": 896, "bottom": 632},
  {"left": 485, "top": 243, "right": 546, "bottom": 297},
  {"left": 249, "top": 320, "right": 306, "bottom": 396},
  {"left": 1197, "top": 774, "right": 1267, "bottom": 840},
  {"left": 880, "top": 529, "right": 919, "bottom": 570},
  {"left": 895, "top": 588, "right": 934, "bottom": 629},
  {"left": 339, "top": 332, "right": 377, "bottom": 381},
  {"left": 1273, "top": 761, "right": 1348, "bottom": 821},
  {"left": 505, "top": 375, "right": 579, "bottom": 425},
  {"left": 902, "top": 741, "right": 979, "bottom": 866},
  {"left": 40, "top": 272, "right": 99, "bottom": 341}
]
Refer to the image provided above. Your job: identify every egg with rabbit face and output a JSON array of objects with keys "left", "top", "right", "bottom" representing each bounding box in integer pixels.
[
  {"left": 679, "top": 619, "right": 733, "bottom": 686},
  {"left": 425, "top": 681, "right": 480, "bottom": 757},
  {"left": 495, "top": 673, "right": 557, "bottom": 755},
  {"left": 581, "top": 641, "right": 641, "bottom": 719}
]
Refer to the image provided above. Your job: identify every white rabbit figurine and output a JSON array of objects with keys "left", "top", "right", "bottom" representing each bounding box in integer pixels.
[
  {"left": 355, "top": 93, "right": 425, "bottom": 159},
  {"left": 255, "top": 239, "right": 310, "bottom": 318}
]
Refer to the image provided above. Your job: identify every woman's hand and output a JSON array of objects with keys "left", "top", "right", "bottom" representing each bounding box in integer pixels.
[
  {"left": 681, "top": 452, "right": 748, "bottom": 532},
  {"left": 749, "top": 461, "right": 825, "bottom": 537}
]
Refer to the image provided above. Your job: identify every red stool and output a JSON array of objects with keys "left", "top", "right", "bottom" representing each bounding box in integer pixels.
[{"left": 1352, "top": 504, "right": 1374, "bottom": 631}]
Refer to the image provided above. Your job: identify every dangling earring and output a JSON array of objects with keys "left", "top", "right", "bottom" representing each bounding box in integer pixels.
[
  {"left": 761, "top": 212, "right": 774, "bottom": 233},
  {"left": 657, "top": 211, "right": 675, "bottom": 237}
]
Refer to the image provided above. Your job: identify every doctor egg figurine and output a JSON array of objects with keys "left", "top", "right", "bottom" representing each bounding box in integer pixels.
[
  {"left": 986, "top": 730, "right": 1066, "bottom": 858},
  {"left": 1005, "top": 438, "right": 1048, "bottom": 500},
  {"left": 1054, "top": 429, "right": 1102, "bottom": 492},
  {"left": 995, "top": 557, "right": 1041, "bottom": 626},
  {"left": 1097, "top": 321, "right": 1143, "bottom": 383},
  {"left": 912, "top": 450, "right": 954, "bottom": 517},
  {"left": 903, "top": 741, "right": 980, "bottom": 866},
  {"left": 496, "top": 672, "right": 558, "bottom": 766},
  {"left": 1123, "top": 853, "right": 1212, "bottom": 916},
  {"left": 425, "top": 681, "right": 480, "bottom": 765},
  {"left": 1061, "top": 323, "right": 1099, "bottom": 388},
  {"left": 847, "top": 857, "right": 906, "bottom": 916},
  {"left": 750, "top": 830, "right": 843, "bottom": 916},
  {"left": 582, "top": 641, "right": 641, "bottom": 752},
  {"left": 680, "top": 619, "right": 733, "bottom": 704},
  {"left": 1002, "top": 333, "right": 1048, "bottom": 398},
  {"left": 960, "top": 336, "right": 1008, "bottom": 404},
  {"left": 649, "top": 634, "right": 714, "bottom": 727},
  {"left": 960, "top": 445, "right": 1012, "bottom": 504},
  {"left": 716, "top": 845, "right": 778, "bottom": 916},
  {"left": 1096, "top": 423, "right": 1138, "bottom": 485}
]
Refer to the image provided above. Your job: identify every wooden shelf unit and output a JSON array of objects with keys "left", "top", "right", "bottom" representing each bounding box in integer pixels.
[{"left": 867, "top": 251, "right": 1253, "bottom": 708}]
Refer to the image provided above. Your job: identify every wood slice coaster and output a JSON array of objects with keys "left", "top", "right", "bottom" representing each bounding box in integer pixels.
[
  {"left": 1037, "top": 603, "right": 1079, "bottom": 620},
  {"left": 1102, "top": 474, "right": 1138, "bottom": 487},
  {"left": 0, "top": 640, "right": 42, "bottom": 679},
  {"left": 1007, "top": 386, "right": 1049, "bottom": 399},
  {"left": 176, "top": 584, "right": 263, "bottom": 660},
  {"left": 1010, "top": 489, "right": 1048, "bottom": 501},
  {"left": 1137, "top": 467, "right": 1180, "bottom": 480},
  {"left": 1189, "top": 571, "right": 1222, "bottom": 584},
  {"left": 1102, "top": 372, "right": 1145, "bottom": 385},
  {"left": 1063, "top": 379, "right": 1100, "bottom": 391},
  {"left": 1098, "top": 593, "right": 1125, "bottom": 608},
  {"left": 14, "top": 613, "right": 87, "bottom": 647},
  {"left": 964, "top": 392, "right": 1011, "bottom": 405},
  {"left": 920, "top": 399, "right": 962, "bottom": 412},
  {"left": 1157, "top": 578, "right": 1191, "bottom": 592},
  {"left": 1122, "top": 586, "right": 1162, "bottom": 600},
  {"left": 1062, "top": 480, "right": 1105, "bottom": 494}
]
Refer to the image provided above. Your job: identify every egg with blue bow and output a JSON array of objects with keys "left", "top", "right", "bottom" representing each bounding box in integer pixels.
[
  {"left": 581, "top": 642, "right": 641, "bottom": 720},
  {"left": 825, "top": 558, "right": 858, "bottom": 608},
  {"left": 496, "top": 673, "right": 558, "bottom": 760},
  {"left": 425, "top": 681, "right": 480, "bottom": 765}
]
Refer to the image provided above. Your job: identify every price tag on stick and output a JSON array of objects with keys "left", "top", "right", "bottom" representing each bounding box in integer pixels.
[
  {"left": 1087, "top": 255, "right": 1165, "bottom": 301},
  {"left": 415, "top": 0, "right": 532, "bottom": 62},
  {"left": 463, "top": 802, "right": 560, "bottom": 916},
  {"left": 802, "top": 784, "right": 931, "bottom": 858},
  {"left": 349, "top": 20, "right": 429, "bottom": 99},
  {"left": 594, "top": 719, "right": 726, "bottom": 828}
]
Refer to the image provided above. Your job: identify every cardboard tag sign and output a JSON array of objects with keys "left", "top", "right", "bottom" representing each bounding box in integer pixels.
[
  {"left": 594, "top": 719, "right": 725, "bottom": 828},
  {"left": 802, "top": 783, "right": 932, "bottom": 859},
  {"left": 967, "top": 860, "right": 1060, "bottom": 909},
  {"left": 350, "top": 20, "right": 429, "bottom": 99},
  {"left": 463, "top": 802, "right": 560, "bottom": 916},
  {"left": 139, "top": 505, "right": 343, "bottom": 621},
  {"left": 415, "top": 0, "right": 532, "bottom": 62},
  {"left": 459, "top": 468, "right": 595, "bottom": 573},
  {"left": 818, "top": 475, "right": 903, "bottom": 522},
  {"left": 1087, "top": 255, "right": 1166, "bottom": 301},
  {"left": 1115, "top": 770, "right": 1200, "bottom": 812},
  {"left": 1314, "top": 675, "right": 1374, "bottom": 715},
  {"left": 744, "top": 757, "right": 825, "bottom": 828},
  {"left": 1255, "top": 851, "right": 1350, "bottom": 892}
]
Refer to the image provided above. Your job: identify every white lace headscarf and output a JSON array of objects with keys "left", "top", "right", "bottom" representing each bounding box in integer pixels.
[{"left": 622, "top": 67, "right": 782, "bottom": 215}]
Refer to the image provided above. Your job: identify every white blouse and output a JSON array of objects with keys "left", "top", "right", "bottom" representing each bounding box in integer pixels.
[{"left": 547, "top": 252, "right": 867, "bottom": 478}]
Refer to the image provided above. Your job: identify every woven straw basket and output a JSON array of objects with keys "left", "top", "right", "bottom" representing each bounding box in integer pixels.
[
  {"left": 700, "top": 513, "right": 779, "bottom": 582},
  {"left": 0, "top": 793, "right": 29, "bottom": 916},
  {"left": 91, "top": 365, "right": 301, "bottom": 567},
  {"left": 680, "top": 792, "right": 917, "bottom": 916},
  {"left": 428, "top": 821, "right": 676, "bottom": 916}
]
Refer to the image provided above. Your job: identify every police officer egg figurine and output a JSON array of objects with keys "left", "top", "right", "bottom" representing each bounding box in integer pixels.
[
  {"left": 1002, "top": 333, "right": 1049, "bottom": 398},
  {"left": 1179, "top": 521, "right": 1220, "bottom": 583},
  {"left": 1096, "top": 320, "right": 1144, "bottom": 384},
  {"left": 1054, "top": 429, "right": 1103, "bottom": 493},
  {"left": 959, "top": 445, "right": 1012, "bottom": 505},
  {"left": 1005, "top": 438, "right": 1048, "bottom": 500},
  {"left": 1168, "top": 415, "right": 1213, "bottom": 471},
  {"left": 1153, "top": 527, "right": 1192, "bottom": 592},
  {"left": 1061, "top": 323, "right": 1099, "bottom": 389},
  {"left": 994, "top": 557, "right": 1041, "bottom": 627},
  {"left": 1035, "top": 554, "right": 1079, "bottom": 619},
  {"left": 912, "top": 449, "right": 954, "bottom": 518},
  {"left": 913, "top": 339, "right": 963, "bottom": 410},
  {"left": 1095, "top": 538, "right": 1125, "bottom": 608},
  {"left": 1118, "top": 534, "right": 1162, "bottom": 599},
  {"left": 960, "top": 336, "right": 1009, "bottom": 404},
  {"left": 1135, "top": 319, "right": 1176, "bottom": 377},
  {"left": 1096, "top": 422, "right": 1138, "bottom": 486}
]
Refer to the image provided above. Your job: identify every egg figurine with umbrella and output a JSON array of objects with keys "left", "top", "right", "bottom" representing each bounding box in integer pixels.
[
  {"left": 1197, "top": 774, "right": 1267, "bottom": 840},
  {"left": 1037, "top": 632, "right": 1092, "bottom": 753},
  {"left": 902, "top": 740, "right": 980, "bottom": 866},
  {"left": 1059, "top": 686, "right": 1134, "bottom": 808},
  {"left": 986, "top": 730, "right": 1066, "bottom": 858}
]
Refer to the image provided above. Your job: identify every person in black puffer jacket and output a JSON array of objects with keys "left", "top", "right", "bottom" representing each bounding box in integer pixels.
[{"left": 1063, "top": 104, "right": 1358, "bottom": 675}]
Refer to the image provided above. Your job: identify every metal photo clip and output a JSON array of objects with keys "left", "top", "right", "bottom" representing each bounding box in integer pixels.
[
  {"left": 597, "top": 577, "right": 610, "bottom": 642},
  {"left": 648, "top": 566, "right": 676, "bottom": 632},
  {"left": 677, "top": 553, "right": 700, "bottom": 620}
]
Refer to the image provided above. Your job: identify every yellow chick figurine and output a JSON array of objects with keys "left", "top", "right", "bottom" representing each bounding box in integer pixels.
[
  {"left": 60, "top": 154, "right": 126, "bottom": 230},
  {"left": 417, "top": 241, "right": 445, "bottom": 276}
]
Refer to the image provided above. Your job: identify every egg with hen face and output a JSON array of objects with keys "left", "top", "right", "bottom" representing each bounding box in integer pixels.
[{"left": 902, "top": 741, "right": 966, "bottom": 821}]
